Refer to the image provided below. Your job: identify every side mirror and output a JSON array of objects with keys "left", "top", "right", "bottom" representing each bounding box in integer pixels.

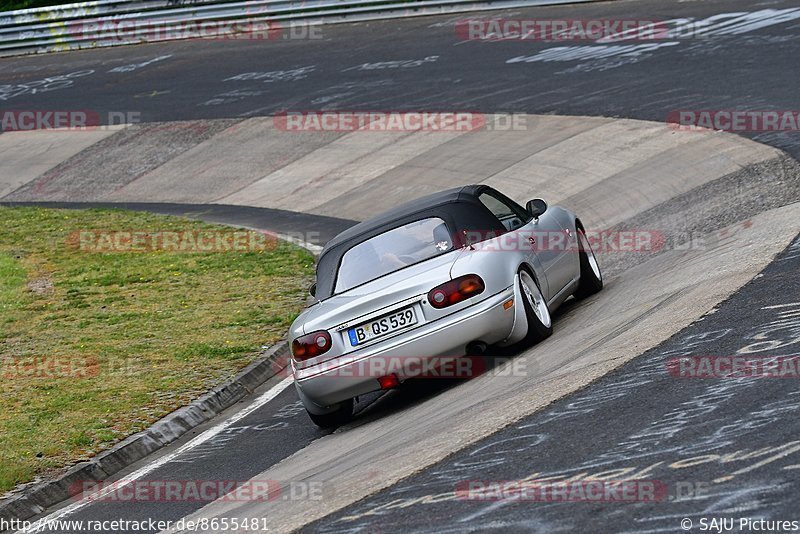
[
  {"left": 309, "top": 283, "right": 317, "bottom": 297},
  {"left": 526, "top": 198, "right": 548, "bottom": 219}
]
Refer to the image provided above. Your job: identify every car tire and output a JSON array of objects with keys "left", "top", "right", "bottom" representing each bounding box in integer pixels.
[
  {"left": 519, "top": 268, "right": 553, "bottom": 344},
  {"left": 574, "top": 228, "right": 603, "bottom": 298},
  {"left": 306, "top": 398, "right": 354, "bottom": 429}
]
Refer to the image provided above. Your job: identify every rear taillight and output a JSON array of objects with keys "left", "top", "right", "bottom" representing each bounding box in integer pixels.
[
  {"left": 428, "top": 274, "right": 485, "bottom": 309},
  {"left": 292, "top": 330, "right": 332, "bottom": 361}
]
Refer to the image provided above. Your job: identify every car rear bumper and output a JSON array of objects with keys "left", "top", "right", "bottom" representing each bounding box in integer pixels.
[{"left": 294, "top": 287, "right": 515, "bottom": 413}]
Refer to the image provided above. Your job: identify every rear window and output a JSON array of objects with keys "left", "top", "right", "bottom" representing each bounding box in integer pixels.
[{"left": 335, "top": 217, "right": 453, "bottom": 293}]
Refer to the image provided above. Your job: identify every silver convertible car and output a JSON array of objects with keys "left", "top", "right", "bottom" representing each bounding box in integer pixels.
[{"left": 289, "top": 185, "right": 602, "bottom": 427}]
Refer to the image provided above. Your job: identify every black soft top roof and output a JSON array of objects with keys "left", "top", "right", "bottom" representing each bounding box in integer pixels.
[
  {"left": 315, "top": 184, "right": 506, "bottom": 300},
  {"left": 321, "top": 184, "right": 484, "bottom": 256}
]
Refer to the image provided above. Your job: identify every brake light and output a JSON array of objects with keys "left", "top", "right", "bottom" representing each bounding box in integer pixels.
[
  {"left": 428, "top": 274, "right": 485, "bottom": 309},
  {"left": 292, "top": 330, "right": 332, "bottom": 361}
]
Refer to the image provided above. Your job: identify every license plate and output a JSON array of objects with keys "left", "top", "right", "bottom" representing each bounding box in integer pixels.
[{"left": 348, "top": 307, "right": 417, "bottom": 347}]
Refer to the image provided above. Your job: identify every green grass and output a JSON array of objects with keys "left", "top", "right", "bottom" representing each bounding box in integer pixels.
[
  {"left": 1, "top": 0, "right": 52, "bottom": 11},
  {"left": 0, "top": 207, "right": 314, "bottom": 492}
]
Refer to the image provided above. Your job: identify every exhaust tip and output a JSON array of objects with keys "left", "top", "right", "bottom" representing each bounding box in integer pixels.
[{"left": 466, "top": 341, "right": 488, "bottom": 356}]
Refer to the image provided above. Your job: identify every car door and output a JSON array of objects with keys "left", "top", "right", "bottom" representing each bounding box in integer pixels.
[
  {"left": 529, "top": 205, "right": 575, "bottom": 299},
  {"left": 476, "top": 190, "right": 551, "bottom": 300}
]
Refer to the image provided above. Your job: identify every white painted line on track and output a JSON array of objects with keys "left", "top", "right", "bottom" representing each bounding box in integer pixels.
[
  {"left": 762, "top": 302, "right": 800, "bottom": 309},
  {"left": 15, "top": 376, "right": 294, "bottom": 534}
]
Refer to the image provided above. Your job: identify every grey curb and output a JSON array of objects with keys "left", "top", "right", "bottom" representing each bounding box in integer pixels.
[{"left": 0, "top": 341, "right": 291, "bottom": 527}]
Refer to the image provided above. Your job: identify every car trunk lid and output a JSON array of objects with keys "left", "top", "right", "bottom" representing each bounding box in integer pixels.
[{"left": 302, "top": 250, "right": 462, "bottom": 335}]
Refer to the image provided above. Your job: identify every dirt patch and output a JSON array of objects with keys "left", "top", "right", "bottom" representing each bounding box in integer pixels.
[{"left": 26, "top": 276, "right": 54, "bottom": 295}]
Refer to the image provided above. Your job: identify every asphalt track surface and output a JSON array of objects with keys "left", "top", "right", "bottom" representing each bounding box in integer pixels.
[
  {"left": 307, "top": 233, "right": 800, "bottom": 533},
  {"left": 0, "top": 0, "right": 800, "bottom": 160},
  {"left": 2, "top": 0, "right": 800, "bottom": 532}
]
